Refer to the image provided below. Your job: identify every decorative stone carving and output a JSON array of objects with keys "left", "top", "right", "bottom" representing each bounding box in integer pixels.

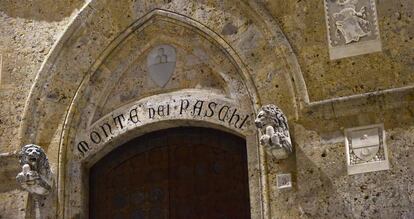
[
  {"left": 344, "top": 124, "right": 390, "bottom": 175},
  {"left": 276, "top": 173, "right": 292, "bottom": 190},
  {"left": 16, "top": 144, "right": 52, "bottom": 195},
  {"left": 147, "top": 44, "right": 177, "bottom": 87},
  {"left": 334, "top": 3, "right": 369, "bottom": 44},
  {"left": 324, "top": 0, "right": 382, "bottom": 59},
  {"left": 76, "top": 92, "right": 252, "bottom": 158},
  {"left": 255, "top": 104, "right": 292, "bottom": 159}
]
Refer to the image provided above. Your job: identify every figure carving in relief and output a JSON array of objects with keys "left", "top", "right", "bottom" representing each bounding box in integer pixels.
[
  {"left": 255, "top": 104, "right": 293, "bottom": 159},
  {"left": 333, "top": 0, "right": 370, "bottom": 44},
  {"left": 16, "top": 144, "right": 52, "bottom": 196}
]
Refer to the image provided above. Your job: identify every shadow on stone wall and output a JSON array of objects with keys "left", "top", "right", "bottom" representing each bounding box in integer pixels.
[
  {"left": 0, "top": 152, "right": 20, "bottom": 193},
  {"left": 295, "top": 147, "right": 353, "bottom": 218},
  {"left": 0, "top": 0, "right": 85, "bottom": 22}
]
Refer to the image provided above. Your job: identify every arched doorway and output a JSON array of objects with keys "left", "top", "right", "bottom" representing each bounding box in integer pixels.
[{"left": 90, "top": 127, "right": 251, "bottom": 219}]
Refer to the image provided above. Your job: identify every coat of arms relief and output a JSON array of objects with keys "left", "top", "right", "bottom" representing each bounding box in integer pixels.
[
  {"left": 147, "top": 44, "right": 176, "bottom": 88},
  {"left": 333, "top": 0, "right": 370, "bottom": 44},
  {"left": 324, "top": 0, "right": 382, "bottom": 59}
]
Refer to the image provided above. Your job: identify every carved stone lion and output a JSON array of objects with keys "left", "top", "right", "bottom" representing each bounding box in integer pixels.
[
  {"left": 255, "top": 104, "right": 293, "bottom": 159},
  {"left": 16, "top": 144, "right": 52, "bottom": 195}
]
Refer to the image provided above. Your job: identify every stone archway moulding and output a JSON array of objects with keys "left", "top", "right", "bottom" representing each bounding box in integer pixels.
[
  {"left": 63, "top": 92, "right": 261, "bottom": 218},
  {"left": 17, "top": 1, "right": 311, "bottom": 218},
  {"left": 57, "top": 9, "right": 267, "bottom": 219},
  {"left": 18, "top": 1, "right": 310, "bottom": 148},
  {"left": 76, "top": 91, "right": 255, "bottom": 161}
]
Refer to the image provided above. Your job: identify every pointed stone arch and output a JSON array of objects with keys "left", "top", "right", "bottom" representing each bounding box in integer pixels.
[{"left": 17, "top": 1, "right": 307, "bottom": 218}]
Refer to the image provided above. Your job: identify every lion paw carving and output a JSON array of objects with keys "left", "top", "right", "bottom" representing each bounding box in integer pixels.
[
  {"left": 255, "top": 104, "right": 293, "bottom": 159},
  {"left": 16, "top": 144, "right": 52, "bottom": 196}
]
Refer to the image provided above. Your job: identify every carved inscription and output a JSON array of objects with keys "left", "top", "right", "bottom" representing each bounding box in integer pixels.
[
  {"left": 324, "top": 0, "right": 382, "bottom": 59},
  {"left": 76, "top": 95, "right": 251, "bottom": 157}
]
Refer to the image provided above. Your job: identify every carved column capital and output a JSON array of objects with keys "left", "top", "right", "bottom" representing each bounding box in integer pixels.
[
  {"left": 16, "top": 144, "right": 52, "bottom": 196},
  {"left": 255, "top": 104, "right": 293, "bottom": 159}
]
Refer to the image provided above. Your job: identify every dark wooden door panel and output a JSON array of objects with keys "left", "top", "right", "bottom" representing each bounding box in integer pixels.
[{"left": 90, "top": 127, "right": 250, "bottom": 219}]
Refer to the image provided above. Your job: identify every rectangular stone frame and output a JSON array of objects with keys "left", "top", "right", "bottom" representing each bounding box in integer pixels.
[
  {"left": 324, "top": 0, "right": 382, "bottom": 60},
  {"left": 344, "top": 123, "right": 390, "bottom": 175}
]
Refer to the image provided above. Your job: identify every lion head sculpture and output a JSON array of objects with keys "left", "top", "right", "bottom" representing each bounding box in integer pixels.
[
  {"left": 19, "top": 144, "right": 50, "bottom": 175},
  {"left": 16, "top": 144, "right": 52, "bottom": 195},
  {"left": 255, "top": 104, "right": 293, "bottom": 159}
]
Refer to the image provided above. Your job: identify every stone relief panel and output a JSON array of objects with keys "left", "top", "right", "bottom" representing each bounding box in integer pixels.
[
  {"left": 147, "top": 44, "right": 177, "bottom": 88},
  {"left": 276, "top": 173, "right": 292, "bottom": 190},
  {"left": 344, "top": 124, "right": 390, "bottom": 175},
  {"left": 255, "top": 104, "right": 293, "bottom": 159},
  {"left": 324, "top": 0, "right": 382, "bottom": 59},
  {"left": 16, "top": 144, "right": 52, "bottom": 196}
]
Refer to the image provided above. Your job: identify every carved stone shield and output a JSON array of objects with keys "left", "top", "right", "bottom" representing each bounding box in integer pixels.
[
  {"left": 147, "top": 44, "right": 176, "bottom": 87},
  {"left": 350, "top": 128, "right": 379, "bottom": 162},
  {"left": 345, "top": 124, "right": 389, "bottom": 175}
]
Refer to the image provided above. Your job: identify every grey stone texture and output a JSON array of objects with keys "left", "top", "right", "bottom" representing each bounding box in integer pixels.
[{"left": 0, "top": 0, "right": 413, "bottom": 218}]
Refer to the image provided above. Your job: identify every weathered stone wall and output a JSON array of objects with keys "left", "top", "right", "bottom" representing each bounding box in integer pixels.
[
  {"left": 267, "top": 124, "right": 414, "bottom": 218},
  {"left": 0, "top": 0, "right": 413, "bottom": 218},
  {"left": 264, "top": 0, "right": 414, "bottom": 101},
  {"left": 0, "top": 0, "right": 84, "bottom": 152},
  {"left": 0, "top": 1, "right": 83, "bottom": 218}
]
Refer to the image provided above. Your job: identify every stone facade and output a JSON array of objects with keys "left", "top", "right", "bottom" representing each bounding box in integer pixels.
[{"left": 0, "top": 0, "right": 413, "bottom": 218}]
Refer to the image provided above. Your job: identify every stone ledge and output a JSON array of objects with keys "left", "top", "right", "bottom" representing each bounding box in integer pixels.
[{"left": 303, "top": 85, "right": 414, "bottom": 120}]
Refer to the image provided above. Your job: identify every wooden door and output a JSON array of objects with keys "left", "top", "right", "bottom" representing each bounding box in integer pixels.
[{"left": 90, "top": 127, "right": 251, "bottom": 219}]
